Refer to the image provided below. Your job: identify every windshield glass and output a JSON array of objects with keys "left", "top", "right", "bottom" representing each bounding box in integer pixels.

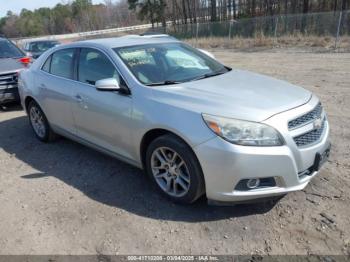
[
  {"left": 0, "top": 40, "right": 24, "bottom": 58},
  {"left": 114, "top": 43, "right": 229, "bottom": 85},
  {"left": 29, "top": 41, "right": 59, "bottom": 52}
]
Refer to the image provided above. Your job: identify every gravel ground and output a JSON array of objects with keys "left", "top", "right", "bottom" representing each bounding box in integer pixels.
[{"left": 0, "top": 49, "right": 349, "bottom": 255}]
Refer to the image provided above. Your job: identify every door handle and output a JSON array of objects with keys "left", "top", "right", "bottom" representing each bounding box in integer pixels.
[
  {"left": 39, "top": 83, "right": 47, "bottom": 89},
  {"left": 74, "top": 94, "right": 83, "bottom": 102}
]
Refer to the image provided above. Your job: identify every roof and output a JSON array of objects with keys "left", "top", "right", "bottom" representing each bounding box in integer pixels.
[
  {"left": 80, "top": 34, "right": 180, "bottom": 49},
  {"left": 27, "top": 40, "right": 60, "bottom": 44}
]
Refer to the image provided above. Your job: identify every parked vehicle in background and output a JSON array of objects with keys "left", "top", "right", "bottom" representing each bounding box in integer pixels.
[
  {"left": 23, "top": 40, "right": 60, "bottom": 59},
  {"left": 18, "top": 35, "right": 331, "bottom": 204},
  {"left": 0, "top": 36, "right": 31, "bottom": 105}
]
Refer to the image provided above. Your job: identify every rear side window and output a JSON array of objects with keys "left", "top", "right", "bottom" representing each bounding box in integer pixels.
[
  {"left": 42, "top": 55, "right": 52, "bottom": 73},
  {"left": 78, "top": 48, "right": 119, "bottom": 85},
  {"left": 50, "top": 49, "right": 75, "bottom": 79}
]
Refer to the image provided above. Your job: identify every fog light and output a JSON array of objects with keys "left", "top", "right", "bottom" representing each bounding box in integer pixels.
[{"left": 246, "top": 178, "right": 260, "bottom": 189}]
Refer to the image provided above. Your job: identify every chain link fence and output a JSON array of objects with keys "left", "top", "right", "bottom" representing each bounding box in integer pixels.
[
  {"left": 13, "top": 11, "right": 350, "bottom": 50},
  {"left": 164, "top": 11, "right": 349, "bottom": 49}
]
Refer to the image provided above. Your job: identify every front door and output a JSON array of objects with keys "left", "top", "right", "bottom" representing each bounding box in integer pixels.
[{"left": 71, "top": 48, "right": 133, "bottom": 159}]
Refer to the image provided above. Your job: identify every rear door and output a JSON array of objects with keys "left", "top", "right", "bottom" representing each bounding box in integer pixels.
[
  {"left": 36, "top": 48, "right": 77, "bottom": 135},
  {"left": 70, "top": 47, "right": 133, "bottom": 159}
]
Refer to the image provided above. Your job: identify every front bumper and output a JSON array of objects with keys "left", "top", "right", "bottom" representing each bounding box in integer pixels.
[
  {"left": 0, "top": 86, "right": 19, "bottom": 104},
  {"left": 194, "top": 98, "right": 330, "bottom": 203}
]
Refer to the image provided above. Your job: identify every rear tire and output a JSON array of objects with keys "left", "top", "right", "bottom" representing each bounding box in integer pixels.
[
  {"left": 28, "top": 100, "right": 58, "bottom": 142},
  {"left": 145, "top": 134, "right": 205, "bottom": 204}
]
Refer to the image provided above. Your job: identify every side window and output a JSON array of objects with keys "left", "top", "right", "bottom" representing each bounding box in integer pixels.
[
  {"left": 78, "top": 48, "right": 119, "bottom": 85},
  {"left": 50, "top": 49, "right": 75, "bottom": 79},
  {"left": 42, "top": 55, "right": 52, "bottom": 73}
]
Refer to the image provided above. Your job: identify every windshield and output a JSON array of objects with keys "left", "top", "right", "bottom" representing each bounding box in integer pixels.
[
  {"left": 114, "top": 43, "right": 229, "bottom": 86},
  {"left": 28, "top": 41, "right": 59, "bottom": 52},
  {"left": 0, "top": 40, "right": 24, "bottom": 58}
]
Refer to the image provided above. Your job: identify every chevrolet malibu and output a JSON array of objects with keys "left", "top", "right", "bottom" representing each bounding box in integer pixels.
[{"left": 18, "top": 35, "right": 331, "bottom": 204}]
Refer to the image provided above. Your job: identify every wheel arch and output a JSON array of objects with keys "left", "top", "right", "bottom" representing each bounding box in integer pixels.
[
  {"left": 24, "top": 96, "right": 47, "bottom": 115},
  {"left": 24, "top": 96, "right": 36, "bottom": 114},
  {"left": 139, "top": 128, "right": 203, "bottom": 173},
  {"left": 140, "top": 127, "right": 207, "bottom": 201}
]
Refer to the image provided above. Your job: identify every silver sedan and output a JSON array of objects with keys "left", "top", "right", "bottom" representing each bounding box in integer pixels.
[{"left": 18, "top": 35, "right": 331, "bottom": 204}]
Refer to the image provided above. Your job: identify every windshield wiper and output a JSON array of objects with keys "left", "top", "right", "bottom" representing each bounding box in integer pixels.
[
  {"left": 191, "top": 67, "right": 232, "bottom": 82},
  {"left": 146, "top": 80, "right": 182, "bottom": 86},
  {"left": 191, "top": 71, "right": 225, "bottom": 82}
]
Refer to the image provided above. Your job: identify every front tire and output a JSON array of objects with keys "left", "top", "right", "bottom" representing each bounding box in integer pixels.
[
  {"left": 145, "top": 134, "right": 205, "bottom": 204},
  {"left": 28, "top": 100, "right": 57, "bottom": 142}
]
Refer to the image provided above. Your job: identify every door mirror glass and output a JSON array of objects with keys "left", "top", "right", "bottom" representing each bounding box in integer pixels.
[{"left": 95, "top": 78, "right": 121, "bottom": 91}]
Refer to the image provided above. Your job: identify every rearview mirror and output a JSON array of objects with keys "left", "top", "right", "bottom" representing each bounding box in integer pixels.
[{"left": 95, "top": 78, "right": 120, "bottom": 91}]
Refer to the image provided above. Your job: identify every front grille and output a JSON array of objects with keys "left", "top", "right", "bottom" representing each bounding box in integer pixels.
[
  {"left": 293, "top": 118, "right": 325, "bottom": 147},
  {"left": 288, "top": 103, "right": 323, "bottom": 130},
  {"left": 0, "top": 72, "right": 18, "bottom": 86}
]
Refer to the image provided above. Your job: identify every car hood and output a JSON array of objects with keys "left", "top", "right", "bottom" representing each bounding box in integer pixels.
[
  {"left": 0, "top": 58, "right": 25, "bottom": 74},
  {"left": 152, "top": 69, "right": 312, "bottom": 122}
]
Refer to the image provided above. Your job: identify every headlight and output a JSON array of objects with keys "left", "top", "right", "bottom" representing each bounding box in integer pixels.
[{"left": 202, "top": 114, "right": 284, "bottom": 146}]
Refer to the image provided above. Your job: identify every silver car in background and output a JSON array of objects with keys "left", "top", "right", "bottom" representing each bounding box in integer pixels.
[
  {"left": 18, "top": 35, "right": 331, "bottom": 204},
  {"left": 23, "top": 40, "right": 61, "bottom": 59},
  {"left": 0, "top": 36, "right": 30, "bottom": 105}
]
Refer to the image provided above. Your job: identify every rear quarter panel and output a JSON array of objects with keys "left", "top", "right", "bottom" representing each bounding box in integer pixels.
[{"left": 18, "top": 68, "right": 37, "bottom": 111}]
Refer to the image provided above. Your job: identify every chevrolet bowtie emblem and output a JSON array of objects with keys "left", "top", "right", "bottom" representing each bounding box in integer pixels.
[{"left": 313, "top": 118, "right": 323, "bottom": 129}]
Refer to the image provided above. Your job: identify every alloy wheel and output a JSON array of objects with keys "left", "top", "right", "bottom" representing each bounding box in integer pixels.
[
  {"left": 151, "top": 147, "right": 191, "bottom": 197},
  {"left": 29, "top": 106, "right": 46, "bottom": 138}
]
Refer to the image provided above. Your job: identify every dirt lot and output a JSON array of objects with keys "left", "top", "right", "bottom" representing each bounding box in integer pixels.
[{"left": 0, "top": 49, "right": 349, "bottom": 255}]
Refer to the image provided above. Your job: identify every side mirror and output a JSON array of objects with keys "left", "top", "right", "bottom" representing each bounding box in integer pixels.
[
  {"left": 198, "top": 49, "right": 215, "bottom": 59},
  {"left": 95, "top": 78, "right": 121, "bottom": 92}
]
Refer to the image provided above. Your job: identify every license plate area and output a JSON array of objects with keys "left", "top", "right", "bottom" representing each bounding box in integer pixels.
[{"left": 313, "top": 144, "right": 331, "bottom": 171}]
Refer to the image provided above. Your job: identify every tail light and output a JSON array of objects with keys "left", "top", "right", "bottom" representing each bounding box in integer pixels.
[{"left": 18, "top": 57, "right": 32, "bottom": 66}]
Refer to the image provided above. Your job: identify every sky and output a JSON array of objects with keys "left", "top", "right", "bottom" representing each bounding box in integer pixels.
[{"left": 0, "top": 0, "right": 112, "bottom": 18}]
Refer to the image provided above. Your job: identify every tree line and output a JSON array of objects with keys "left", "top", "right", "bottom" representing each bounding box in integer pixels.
[
  {"left": 0, "top": 0, "right": 139, "bottom": 38},
  {"left": 130, "top": 0, "right": 349, "bottom": 27},
  {"left": 1, "top": 0, "right": 349, "bottom": 38}
]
